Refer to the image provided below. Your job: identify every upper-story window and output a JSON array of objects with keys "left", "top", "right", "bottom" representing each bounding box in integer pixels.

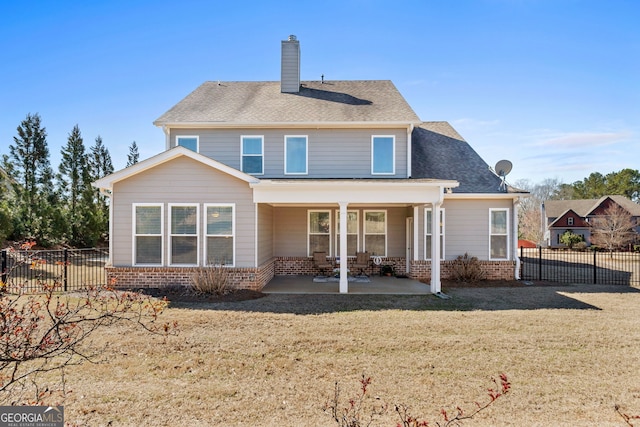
[
  {"left": 285, "top": 135, "right": 308, "bottom": 174},
  {"left": 371, "top": 136, "right": 395, "bottom": 174},
  {"left": 241, "top": 136, "right": 264, "bottom": 174},
  {"left": 176, "top": 136, "right": 199, "bottom": 152},
  {"left": 567, "top": 217, "right": 574, "bottom": 226}
]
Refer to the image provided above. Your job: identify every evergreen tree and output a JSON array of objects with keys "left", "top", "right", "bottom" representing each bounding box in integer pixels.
[
  {"left": 8, "top": 113, "right": 59, "bottom": 244},
  {"left": 88, "top": 136, "right": 114, "bottom": 244},
  {"left": 126, "top": 141, "right": 139, "bottom": 167},
  {"left": 58, "top": 125, "right": 98, "bottom": 246}
]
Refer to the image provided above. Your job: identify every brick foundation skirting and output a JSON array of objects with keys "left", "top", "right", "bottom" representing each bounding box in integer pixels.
[
  {"left": 410, "top": 259, "right": 516, "bottom": 281},
  {"left": 106, "top": 259, "right": 275, "bottom": 291},
  {"left": 106, "top": 257, "right": 515, "bottom": 291}
]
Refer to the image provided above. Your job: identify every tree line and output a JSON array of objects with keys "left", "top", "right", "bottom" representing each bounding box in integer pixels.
[
  {"left": 516, "top": 169, "right": 640, "bottom": 245},
  {"left": 0, "top": 113, "right": 140, "bottom": 247}
]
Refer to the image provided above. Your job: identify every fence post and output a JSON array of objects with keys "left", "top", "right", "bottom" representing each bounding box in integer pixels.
[
  {"left": 593, "top": 250, "right": 597, "bottom": 284},
  {"left": 538, "top": 246, "right": 542, "bottom": 280},
  {"left": 1, "top": 249, "right": 6, "bottom": 285},
  {"left": 63, "top": 249, "right": 68, "bottom": 292}
]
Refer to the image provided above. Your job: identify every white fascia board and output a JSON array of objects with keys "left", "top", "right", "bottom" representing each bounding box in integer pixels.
[
  {"left": 153, "top": 121, "right": 419, "bottom": 130},
  {"left": 251, "top": 180, "right": 458, "bottom": 204},
  {"left": 444, "top": 192, "right": 530, "bottom": 200},
  {"left": 92, "top": 146, "right": 259, "bottom": 190}
]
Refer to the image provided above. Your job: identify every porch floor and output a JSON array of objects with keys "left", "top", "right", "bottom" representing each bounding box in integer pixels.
[{"left": 262, "top": 275, "right": 432, "bottom": 295}]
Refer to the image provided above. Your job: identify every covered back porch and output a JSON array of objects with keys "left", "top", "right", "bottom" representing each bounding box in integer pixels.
[{"left": 253, "top": 178, "right": 458, "bottom": 294}]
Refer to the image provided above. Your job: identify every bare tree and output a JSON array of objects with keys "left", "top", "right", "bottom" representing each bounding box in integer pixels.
[
  {"left": 590, "top": 203, "right": 637, "bottom": 252},
  {"left": 0, "top": 244, "right": 176, "bottom": 404}
]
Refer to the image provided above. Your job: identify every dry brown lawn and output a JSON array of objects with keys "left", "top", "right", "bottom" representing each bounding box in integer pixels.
[{"left": 56, "top": 283, "right": 640, "bottom": 426}]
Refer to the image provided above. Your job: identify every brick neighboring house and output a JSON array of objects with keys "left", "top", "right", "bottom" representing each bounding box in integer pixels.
[
  {"left": 543, "top": 195, "right": 640, "bottom": 248},
  {"left": 93, "top": 35, "right": 529, "bottom": 293}
]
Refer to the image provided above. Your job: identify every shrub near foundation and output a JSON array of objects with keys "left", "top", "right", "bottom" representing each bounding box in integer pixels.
[
  {"left": 190, "top": 264, "right": 232, "bottom": 295},
  {"left": 450, "top": 253, "right": 486, "bottom": 283}
]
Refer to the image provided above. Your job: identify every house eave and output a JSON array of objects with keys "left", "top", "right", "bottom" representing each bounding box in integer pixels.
[
  {"left": 444, "top": 192, "right": 529, "bottom": 200},
  {"left": 154, "top": 121, "right": 419, "bottom": 130}
]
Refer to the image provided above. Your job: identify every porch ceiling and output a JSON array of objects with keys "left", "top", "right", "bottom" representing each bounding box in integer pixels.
[{"left": 250, "top": 179, "right": 459, "bottom": 205}]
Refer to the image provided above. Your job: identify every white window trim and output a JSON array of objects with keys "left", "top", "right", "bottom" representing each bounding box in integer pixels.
[
  {"left": 176, "top": 135, "right": 199, "bottom": 152},
  {"left": 489, "top": 208, "right": 510, "bottom": 261},
  {"left": 241, "top": 135, "right": 264, "bottom": 175},
  {"left": 371, "top": 135, "right": 395, "bottom": 175},
  {"left": 204, "top": 203, "right": 236, "bottom": 267},
  {"left": 284, "top": 135, "right": 308, "bottom": 175},
  {"left": 132, "top": 203, "right": 164, "bottom": 266},
  {"left": 335, "top": 210, "right": 359, "bottom": 257},
  {"left": 308, "top": 209, "right": 332, "bottom": 256},
  {"left": 567, "top": 217, "right": 574, "bottom": 226},
  {"left": 363, "top": 209, "right": 387, "bottom": 257},
  {"left": 168, "top": 203, "right": 200, "bottom": 266},
  {"left": 424, "top": 208, "right": 445, "bottom": 260}
]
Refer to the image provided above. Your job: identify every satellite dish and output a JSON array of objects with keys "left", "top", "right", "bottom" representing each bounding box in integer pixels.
[
  {"left": 494, "top": 160, "right": 513, "bottom": 191},
  {"left": 495, "top": 160, "right": 513, "bottom": 177}
]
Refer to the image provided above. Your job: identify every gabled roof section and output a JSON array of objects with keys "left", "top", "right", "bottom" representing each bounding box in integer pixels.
[
  {"left": 92, "top": 146, "right": 260, "bottom": 190},
  {"left": 154, "top": 80, "right": 420, "bottom": 127},
  {"left": 411, "top": 122, "right": 528, "bottom": 194},
  {"left": 548, "top": 209, "right": 590, "bottom": 228},
  {"left": 545, "top": 195, "right": 640, "bottom": 218}
]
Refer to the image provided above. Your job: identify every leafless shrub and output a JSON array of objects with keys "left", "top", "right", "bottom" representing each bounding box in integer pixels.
[
  {"left": 190, "top": 263, "right": 232, "bottom": 295},
  {"left": 450, "top": 253, "right": 486, "bottom": 283}
]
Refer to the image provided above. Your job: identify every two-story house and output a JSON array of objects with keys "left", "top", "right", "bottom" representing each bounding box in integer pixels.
[
  {"left": 94, "top": 36, "right": 527, "bottom": 293},
  {"left": 543, "top": 195, "right": 640, "bottom": 248}
]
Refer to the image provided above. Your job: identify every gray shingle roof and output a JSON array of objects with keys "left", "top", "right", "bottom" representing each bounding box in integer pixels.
[
  {"left": 154, "top": 80, "right": 420, "bottom": 125},
  {"left": 545, "top": 195, "right": 640, "bottom": 218},
  {"left": 411, "top": 122, "right": 526, "bottom": 194}
]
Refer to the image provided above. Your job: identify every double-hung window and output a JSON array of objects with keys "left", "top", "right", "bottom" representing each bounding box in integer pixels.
[
  {"left": 241, "top": 136, "right": 264, "bottom": 174},
  {"left": 364, "top": 210, "right": 386, "bottom": 256},
  {"left": 133, "top": 204, "right": 163, "bottom": 265},
  {"left": 169, "top": 204, "right": 199, "bottom": 265},
  {"left": 489, "top": 209, "right": 509, "bottom": 260},
  {"left": 425, "top": 208, "right": 445, "bottom": 260},
  {"left": 308, "top": 210, "right": 331, "bottom": 256},
  {"left": 205, "top": 204, "right": 235, "bottom": 266},
  {"left": 371, "top": 136, "right": 395, "bottom": 175},
  {"left": 336, "top": 211, "right": 359, "bottom": 257},
  {"left": 176, "top": 136, "right": 199, "bottom": 152},
  {"left": 285, "top": 135, "right": 308, "bottom": 174}
]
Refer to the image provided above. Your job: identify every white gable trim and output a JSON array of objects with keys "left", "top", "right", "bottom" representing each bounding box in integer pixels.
[{"left": 93, "top": 146, "right": 260, "bottom": 190}]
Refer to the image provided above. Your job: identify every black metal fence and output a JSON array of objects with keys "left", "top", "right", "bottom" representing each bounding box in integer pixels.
[
  {"left": 520, "top": 247, "right": 640, "bottom": 286},
  {"left": 1, "top": 248, "right": 109, "bottom": 293}
]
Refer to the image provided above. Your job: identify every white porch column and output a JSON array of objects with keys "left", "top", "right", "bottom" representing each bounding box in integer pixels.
[
  {"left": 339, "top": 201, "right": 349, "bottom": 293},
  {"left": 413, "top": 205, "right": 420, "bottom": 261},
  {"left": 430, "top": 200, "right": 442, "bottom": 294},
  {"left": 513, "top": 197, "right": 521, "bottom": 280}
]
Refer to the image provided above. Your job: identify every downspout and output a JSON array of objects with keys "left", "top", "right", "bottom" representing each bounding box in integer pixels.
[
  {"left": 99, "top": 188, "right": 114, "bottom": 267},
  {"left": 162, "top": 126, "right": 171, "bottom": 151},
  {"left": 407, "top": 124, "right": 414, "bottom": 177},
  {"left": 430, "top": 187, "right": 445, "bottom": 294},
  {"left": 513, "top": 197, "right": 521, "bottom": 280}
]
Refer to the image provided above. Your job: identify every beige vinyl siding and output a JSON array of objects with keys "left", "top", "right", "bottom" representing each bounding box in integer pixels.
[
  {"left": 272, "top": 206, "right": 408, "bottom": 258},
  {"left": 169, "top": 128, "right": 408, "bottom": 178},
  {"left": 257, "top": 204, "right": 274, "bottom": 264},
  {"left": 111, "top": 156, "right": 256, "bottom": 267},
  {"left": 440, "top": 199, "right": 513, "bottom": 260}
]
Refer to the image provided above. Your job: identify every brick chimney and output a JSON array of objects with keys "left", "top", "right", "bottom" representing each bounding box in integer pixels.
[{"left": 281, "top": 35, "right": 300, "bottom": 93}]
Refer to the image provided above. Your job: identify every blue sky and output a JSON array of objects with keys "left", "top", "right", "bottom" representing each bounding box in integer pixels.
[{"left": 1, "top": 0, "right": 638, "bottom": 185}]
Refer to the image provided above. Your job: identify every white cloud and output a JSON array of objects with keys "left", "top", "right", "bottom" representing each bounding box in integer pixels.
[{"left": 532, "top": 131, "right": 631, "bottom": 148}]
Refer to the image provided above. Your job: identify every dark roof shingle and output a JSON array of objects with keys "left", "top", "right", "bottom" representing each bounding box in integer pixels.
[{"left": 411, "top": 122, "right": 525, "bottom": 194}]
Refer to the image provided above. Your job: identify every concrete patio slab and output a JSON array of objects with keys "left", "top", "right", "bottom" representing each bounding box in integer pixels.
[{"left": 262, "top": 275, "right": 432, "bottom": 294}]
